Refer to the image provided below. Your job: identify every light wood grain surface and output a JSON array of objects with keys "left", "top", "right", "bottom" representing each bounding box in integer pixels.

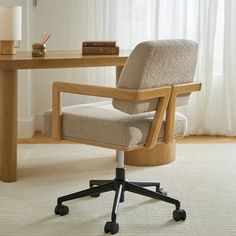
[
  {"left": 0, "top": 50, "right": 129, "bottom": 70},
  {"left": 0, "top": 70, "right": 17, "bottom": 182}
]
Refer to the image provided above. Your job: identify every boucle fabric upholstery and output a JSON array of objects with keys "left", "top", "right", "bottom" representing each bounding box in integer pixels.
[
  {"left": 113, "top": 39, "right": 198, "bottom": 114},
  {"left": 43, "top": 102, "right": 187, "bottom": 148}
]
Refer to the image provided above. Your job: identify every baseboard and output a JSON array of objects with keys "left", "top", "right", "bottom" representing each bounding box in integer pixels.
[
  {"left": 18, "top": 117, "right": 35, "bottom": 138},
  {"left": 18, "top": 113, "right": 43, "bottom": 138}
]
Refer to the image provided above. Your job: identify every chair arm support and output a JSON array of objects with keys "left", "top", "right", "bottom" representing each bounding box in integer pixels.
[
  {"left": 165, "top": 82, "right": 202, "bottom": 143},
  {"left": 172, "top": 82, "right": 202, "bottom": 95},
  {"left": 53, "top": 81, "right": 171, "bottom": 101},
  {"left": 52, "top": 81, "right": 172, "bottom": 141}
]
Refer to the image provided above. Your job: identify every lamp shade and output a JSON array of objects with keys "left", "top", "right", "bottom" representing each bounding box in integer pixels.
[{"left": 0, "top": 6, "right": 22, "bottom": 41}]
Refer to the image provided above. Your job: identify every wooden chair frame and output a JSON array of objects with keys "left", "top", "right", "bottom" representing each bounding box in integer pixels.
[
  {"left": 52, "top": 81, "right": 201, "bottom": 151},
  {"left": 165, "top": 82, "right": 202, "bottom": 143}
]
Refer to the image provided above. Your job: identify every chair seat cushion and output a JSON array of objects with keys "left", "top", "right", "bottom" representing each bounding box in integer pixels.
[{"left": 43, "top": 101, "right": 187, "bottom": 148}]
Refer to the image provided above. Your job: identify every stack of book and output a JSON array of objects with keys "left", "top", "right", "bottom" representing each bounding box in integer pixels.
[{"left": 82, "top": 41, "right": 119, "bottom": 55}]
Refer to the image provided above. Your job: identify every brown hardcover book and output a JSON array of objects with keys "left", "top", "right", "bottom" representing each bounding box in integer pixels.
[
  {"left": 82, "top": 46, "right": 119, "bottom": 55},
  {"left": 82, "top": 41, "right": 117, "bottom": 47}
]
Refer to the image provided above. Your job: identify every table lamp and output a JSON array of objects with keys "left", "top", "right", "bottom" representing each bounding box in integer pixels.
[{"left": 0, "top": 6, "right": 22, "bottom": 55}]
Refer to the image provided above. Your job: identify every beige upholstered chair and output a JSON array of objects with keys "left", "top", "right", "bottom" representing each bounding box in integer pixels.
[{"left": 43, "top": 40, "right": 201, "bottom": 234}]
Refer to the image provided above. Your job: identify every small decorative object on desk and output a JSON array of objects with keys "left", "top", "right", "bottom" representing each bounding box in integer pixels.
[
  {"left": 82, "top": 41, "right": 119, "bottom": 55},
  {"left": 32, "top": 43, "right": 46, "bottom": 57},
  {"left": 32, "top": 32, "right": 51, "bottom": 57}
]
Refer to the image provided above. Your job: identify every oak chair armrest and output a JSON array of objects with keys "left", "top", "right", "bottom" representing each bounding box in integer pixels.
[
  {"left": 52, "top": 81, "right": 171, "bottom": 101},
  {"left": 165, "top": 82, "right": 202, "bottom": 143},
  {"left": 52, "top": 81, "right": 172, "bottom": 146}
]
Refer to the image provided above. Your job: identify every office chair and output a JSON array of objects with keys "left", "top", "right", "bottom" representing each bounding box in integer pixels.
[{"left": 43, "top": 40, "right": 201, "bottom": 234}]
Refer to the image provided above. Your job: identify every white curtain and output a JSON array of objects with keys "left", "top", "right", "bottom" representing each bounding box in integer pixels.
[
  {"left": 66, "top": 0, "right": 236, "bottom": 135},
  {"left": 223, "top": 0, "right": 236, "bottom": 135}
]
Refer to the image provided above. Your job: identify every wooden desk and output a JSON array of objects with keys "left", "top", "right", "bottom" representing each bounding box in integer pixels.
[{"left": 0, "top": 50, "right": 128, "bottom": 182}]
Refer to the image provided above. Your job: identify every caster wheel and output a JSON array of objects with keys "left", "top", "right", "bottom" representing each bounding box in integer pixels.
[
  {"left": 157, "top": 187, "right": 167, "bottom": 196},
  {"left": 173, "top": 209, "right": 186, "bottom": 221},
  {"left": 104, "top": 221, "right": 119, "bottom": 234},
  {"left": 54, "top": 204, "right": 69, "bottom": 216}
]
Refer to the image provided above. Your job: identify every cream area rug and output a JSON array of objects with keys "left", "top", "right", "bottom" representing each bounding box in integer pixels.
[{"left": 0, "top": 144, "right": 236, "bottom": 236}]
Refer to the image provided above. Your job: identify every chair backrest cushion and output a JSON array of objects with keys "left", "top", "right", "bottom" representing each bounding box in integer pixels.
[{"left": 112, "top": 39, "right": 198, "bottom": 114}]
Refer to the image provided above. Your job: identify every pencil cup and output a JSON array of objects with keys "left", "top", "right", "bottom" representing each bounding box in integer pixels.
[{"left": 32, "top": 43, "right": 46, "bottom": 57}]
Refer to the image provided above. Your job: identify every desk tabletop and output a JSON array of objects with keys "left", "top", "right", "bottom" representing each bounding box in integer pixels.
[{"left": 0, "top": 50, "right": 129, "bottom": 70}]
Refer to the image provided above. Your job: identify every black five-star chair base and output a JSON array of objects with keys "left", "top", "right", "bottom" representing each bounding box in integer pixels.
[{"left": 54, "top": 168, "right": 186, "bottom": 234}]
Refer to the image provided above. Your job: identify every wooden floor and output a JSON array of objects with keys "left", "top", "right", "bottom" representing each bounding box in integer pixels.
[
  {"left": 18, "top": 131, "right": 236, "bottom": 144},
  {"left": 177, "top": 135, "right": 236, "bottom": 143}
]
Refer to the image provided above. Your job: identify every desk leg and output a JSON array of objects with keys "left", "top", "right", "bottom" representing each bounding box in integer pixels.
[{"left": 0, "top": 70, "right": 17, "bottom": 182}]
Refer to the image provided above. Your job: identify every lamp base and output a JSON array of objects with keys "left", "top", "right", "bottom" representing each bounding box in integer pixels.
[{"left": 0, "top": 41, "right": 16, "bottom": 55}]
